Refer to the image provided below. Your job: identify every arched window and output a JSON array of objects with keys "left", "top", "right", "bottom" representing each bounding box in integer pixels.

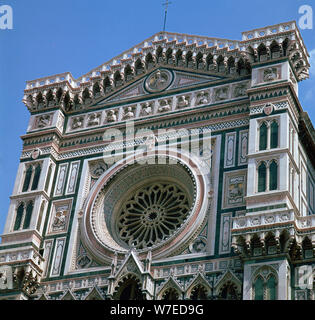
[
  {"left": 162, "top": 288, "right": 179, "bottom": 300},
  {"left": 270, "top": 121, "right": 279, "bottom": 149},
  {"left": 266, "top": 275, "right": 276, "bottom": 300},
  {"left": 23, "top": 201, "right": 34, "bottom": 229},
  {"left": 44, "top": 164, "right": 53, "bottom": 192},
  {"left": 31, "top": 164, "right": 41, "bottom": 190},
  {"left": 258, "top": 162, "right": 267, "bottom": 192},
  {"left": 259, "top": 122, "right": 268, "bottom": 151},
  {"left": 269, "top": 161, "right": 278, "bottom": 191},
  {"left": 22, "top": 166, "right": 33, "bottom": 192},
  {"left": 254, "top": 276, "right": 264, "bottom": 300},
  {"left": 14, "top": 203, "right": 24, "bottom": 231}
]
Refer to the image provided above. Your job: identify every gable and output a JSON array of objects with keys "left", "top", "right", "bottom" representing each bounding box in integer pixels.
[{"left": 95, "top": 67, "right": 225, "bottom": 106}]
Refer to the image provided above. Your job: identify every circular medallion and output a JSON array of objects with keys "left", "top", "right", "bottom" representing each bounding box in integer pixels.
[
  {"left": 145, "top": 69, "right": 172, "bottom": 93},
  {"left": 31, "top": 148, "right": 41, "bottom": 160}
]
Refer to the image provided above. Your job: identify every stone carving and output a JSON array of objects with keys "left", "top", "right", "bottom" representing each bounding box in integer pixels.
[
  {"left": 234, "top": 84, "right": 248, "bottom": 97},
  {"left": 77, "top": 255, "right": 91, "bottom": 269},
  {"left": 90, "top": 161, "right": 108, "bottom": 179},
  {"left": 31, "top": 148, "right": 41, "bottom": 160},
  {"left": 263, "top": 67, "right": 278, "bottom": 82},
  {"left": 263, "top": 103, "right": 274, "bottom": 115},
  {"left": 145, "top": 69, "right": 172, "bottom": 92},
  {"left": 196, "top": 91, "right": 209, "bottom": 105},
  {"left": 141, "top": 102, "right": 153, "bottom": 116},
  {"left": 123, "top": 106, "right": 135, "bottom": 120},
  {"left": 214, "top": 87, "right": 229, "bottom": 101},
  {"left": 176, "top": 95, "right": 190, "bottom": 109},
  {"left": 52, "top": 210, "right": 68, "bottom": 231},
  {"left": 87, "top": 113, "right": 101, "bottom": 126},
  {"left": 158, "top": 99, "right": 172, "bottom": 113},
  {"left": 223, "top": 171, "right": 246, "bottom": 209},
  {"left": 71, "top": 116, "right": 84, "bottom": 130},
  {"left": 37, "top": 114, "right": 52, "bottom": 128},
  {"left": 190, "top": 237, "right": 207, "bottom": 253},
  {"left": 106, "top": 110, "right": 117, "bottom": 122}
]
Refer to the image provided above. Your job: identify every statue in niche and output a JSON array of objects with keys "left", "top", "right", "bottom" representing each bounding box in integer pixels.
[
  {"left": 123, "top": 106, "right": 135, "bottom": 120},
  {"left": 37, "top": 114, "right": 51, "bottom": 128},
  {"left": 158, "top": 99, "right": 171, "bottom": 113},
  {"left": 263, "top": 67, "right": 278, "bottom": 82},
  {"left": 71, "top": 116, "right": 84, "bottom": 130},
  {"left": 215, "top": 87, "right": 229, "bottom": 101},
  {"left": 107, "top": 110, "right": 117, "bottom": 122},
  {"left": 52, "top": 210, "right": 67, "bottom": 230},
  {"left": 177, "top": 96, "right": 189, "bottom": 109},
  {"left": 234, "top": 84, "right": 248, "bottom": 97},
  {"left": 141, "top": 102, "right": 153, "bottom": 116},
  {"left": 196, "top": 91, "right": 209, "bottom": 105},
  {"left": 87, "top": 113, "right": 100, "bottom": 126}
]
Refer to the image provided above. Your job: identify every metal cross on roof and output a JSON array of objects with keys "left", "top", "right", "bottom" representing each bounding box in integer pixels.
[{"left": 162, "top": 0, "right": 172, "bottom": 32}]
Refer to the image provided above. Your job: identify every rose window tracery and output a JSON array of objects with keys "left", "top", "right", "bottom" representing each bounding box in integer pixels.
[{"left": 117, "top": 183, "right": 191, "bottom": 250}]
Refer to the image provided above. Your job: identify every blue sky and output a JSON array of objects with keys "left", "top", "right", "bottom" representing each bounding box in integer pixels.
[{"left": 0, "top": 0, "right": 314, "bottom": 234}]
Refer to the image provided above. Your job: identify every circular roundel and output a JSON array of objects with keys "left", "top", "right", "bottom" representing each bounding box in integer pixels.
[
  {"left": 81, "top": 150, "right": 210, "bottom": 262},
  {"left": 144, "top": 69, "right": 173, "bottom": 93}
]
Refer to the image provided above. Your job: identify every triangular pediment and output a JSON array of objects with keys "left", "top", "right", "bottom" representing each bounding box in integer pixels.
[
  {"left": 113, "top": 250, "right": 144, "bottom": 280},
  {"left": 96, "top": 68, "right": 225, "bottom": 105}
]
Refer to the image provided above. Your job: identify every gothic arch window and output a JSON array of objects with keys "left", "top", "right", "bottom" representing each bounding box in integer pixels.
[
  {"left": 22, "top": 165, "right": 33, "bottom": 192},
  {"left": 44, "top": 164, "right": 52, "bottom": 193},
  {"left": 135, "top": 59, "right": 144, "bottom": 75},
  {"left": 145, "top": 53, "right": 155, "bottom": 70},
  {"left": 253, "top": 276, "right": 264, "bottom": 300},
  {"left": 93, "top": 82, "right": 101, "bottom": 98},
  {"left": 252, "top": 267, "right": 278, "bottom": 300},
  {"left": 246, "top": 46, "right": 255, "bottom": 63},
  {"left": 124, "top": 65, "right": 134, "bottom": 81},
  {"left": 259, "top": 122, "right": 268, "bottom": 151},
  {"left": 270, "top": 120, "right": 279, "bottom": 149},
  {"left": 56, "top": 88, "right": 63, "bottom": 104},
  {"left": 23, "top": 201, "right": 34, "bottom": 229},
  {"left": 36, "top": 201, "right": 45, "bottom": 232},
  {"left": 266, "top": 275, "right": 277, "bottom": 300},
  {"left": 190, "top": 284, "right": 208, "bottom": 300},
  {"left": 63, "top": 91, "right": 72, "bottom": 111},
  {"left": 103, "top": 77, "right": 112, "bottom": 93},
  {"left": 113, "top": 276, "right": 144, "bottom": 300},
  {"left": 258, "top": 162, "right": 267, "bottom": 192},
  {"left": 13, "top": 200, "right": 34, "bottom": 231},
  {"left": 31, "top": 163, "right": 42, "bottom": 191},
  {"left": 175, "top": 50, "right": 183, "bottom": 66},
  {"left": 162, "top": 288, "right": 179, "bottom": 300},
  {"left": 282, "top": 38, "right": 289, "bottom": 56},
  {"left": 269, "top": 161, "right": 278, "bottom": 191},
  {"left": 196, "top": 52, "right": 204, "bottom": 70},
  {"left": 14, "top": 203, "right": 24, "bottom": 231},
  {"left": 114, "top": 71, "right": 123, "bottom": 87},
  {"left": 218, "top": 282, "right": 239, "bottom": 300}
]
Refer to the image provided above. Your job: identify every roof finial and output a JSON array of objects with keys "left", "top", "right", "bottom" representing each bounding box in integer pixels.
[{"left": 162, "top": 0, "right": 172, "bottom": 32}]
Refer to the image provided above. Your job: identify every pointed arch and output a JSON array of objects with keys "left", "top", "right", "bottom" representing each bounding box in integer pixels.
[
  {"left": 145, "top": 52, "right": 155, "bottom": 70},
  {"left": 63, "top": 91, "right": 73, "bottom": 111},
  {"left": 259, "top": 121, "right": 268, "bottom": 151},
  {"left": 103, "top": 76, "right": 112, "bottom": 93},
  {"left": 257, "top": 43, "right": 268, "bottom": 62},
  {"left": 56, "top": 88, "right": 63, "bottom": 104},
  {"left": 114, "top": 71, "right": 123, "bottom": 87},
  {"left": 113, "top": 274, "right": 144, "bottom": 300},
  {"left": 206, "top": 53, "right": 214, "bottom": 70},
  {"left": 246, "top": 46, "right": 255, "bottom": 63},
  {"left": 258, "top": 162, "right": 267, "bottom": 192},
  {"left": 270, "top": 120, "right": 279, "bottom": 149},
  {"left": 162, "top": 288, "right": 180, "bottom": 300},
  {"left": 14, "top": 203, "right": 24, "bottom": 231},
  {"left": 195, "top": 52, "right": 204, "bottom": 70},
  {"left": 124, "top": 65, "right": 134, "bottom": 81},
  {"left": 227, "top": 56, "right": 236, "bottom": 74},
  {"left": 253, "top": 276, "right": 264, "bottom": 300},
  {"left": 23, "top": 201, "right": 34, "bottom": 229},
  {"left": 31, "top": 163, "right": 41, "bottom": 191},
  {"left": 302, "top": 237, "right": 313, "bottom": 259},
  {"left": 175, "top": 49, "right": 183, "bottom": 66},
  {"left": 156, "top": 46, "right": 164, "bottom": 63},
  {"left": 93, "top": 82, "right": 101, "bottom": 98},
  {"left": 165, "top": 47, "right": 173, "bottom": 64},
  {"left": 135, "top": 58, "right": 144, "bottom": 75},
  {"left": 217, "top": 55, "right": 225, "bottom": 72},
  {"left": 185, "top": 51, "right": 194, "bottom": 68},
  {"left": 269, "top": 160, "right": 278, "bottom": 191},
  {"left": 282, "top": 38, "right": 290, "bottom": 56},
  {"left": 82, "top": 87, "right": 92, "bottom": 104},
  {"left": 22, "top": 165, "right": 33, "bottom": 192},
  {"left": 270, "top": 40, "right": 281, "bottom": 59}
]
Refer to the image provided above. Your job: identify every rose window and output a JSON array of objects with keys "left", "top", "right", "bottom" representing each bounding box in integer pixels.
[{"left": 117, "top": 182, "right": 191, "bottom": 250}]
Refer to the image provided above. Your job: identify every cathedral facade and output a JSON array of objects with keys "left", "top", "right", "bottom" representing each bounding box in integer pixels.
[{"left": 0, "top": 21, "right": 314, "bottom": 300}]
